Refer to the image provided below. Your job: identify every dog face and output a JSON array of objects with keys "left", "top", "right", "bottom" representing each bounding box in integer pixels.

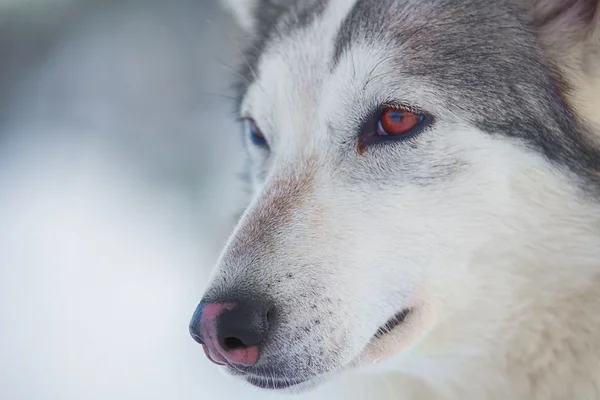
[{"left": 191, "top": 0, "right": 600, "bottom": 391}]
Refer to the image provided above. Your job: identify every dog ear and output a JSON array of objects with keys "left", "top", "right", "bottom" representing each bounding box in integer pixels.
[
  {"left": 222, "top": 0, "right": 300, "bottom": 32},
  {"left": 527, "top": 0, "right": 599, "bottom": 30},
  {"left": 221, "top": 0, "right": 260, "bottom": 31},
  {"left": 526, "top": 1, "right": 600, "bottom": 133},
  {"left": 525, "top": 0, "right": 599, "bottom": 59}
]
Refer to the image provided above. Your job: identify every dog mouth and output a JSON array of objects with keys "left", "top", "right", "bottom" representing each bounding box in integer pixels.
[
  {"left": 245, "top": 374, "right": 311, "bottom": 390},
  {"left": 231, "top": 309, "right": 413, "bottom": 390},
  {"left": 373, "top": 308, "right": 411, "bottom": 339},
  {"left": 227, "top": 368, "right": 312, "bottom": 390}
]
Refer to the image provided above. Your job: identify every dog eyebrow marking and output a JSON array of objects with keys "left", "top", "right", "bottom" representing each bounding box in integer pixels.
[{"left": 331, "top": 0, "right": 398, "bottom": 70}]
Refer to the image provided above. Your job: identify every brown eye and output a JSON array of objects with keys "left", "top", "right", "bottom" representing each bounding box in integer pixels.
[
  {"left": 357, "top": 105, "right": 429, "bottom": 154},
  {"left": 377, "top": 107, "right": 424, "bottom": 136}
]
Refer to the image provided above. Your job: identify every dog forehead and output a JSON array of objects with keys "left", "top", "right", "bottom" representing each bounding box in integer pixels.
[
  {"left": 245, "top": 0, "right": 487, "bottom": 133},
  {"left": 245, "top": 0, "right": 522, "bottom": 114},
  {"left": 242, "top": 0, "right": 359, "bottom": 131},
  {"left": 244, "top": 0, "right": 544, "bottom": 107}
]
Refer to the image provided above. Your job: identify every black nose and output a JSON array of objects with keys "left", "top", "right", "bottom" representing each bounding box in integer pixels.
[{"left": 189, "top": 297, "right": 274, "bottom": 367}]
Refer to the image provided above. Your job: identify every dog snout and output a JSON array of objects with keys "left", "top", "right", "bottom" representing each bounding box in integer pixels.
[{"left": 189, "top": 296, "right": 274, "bottom": 368}]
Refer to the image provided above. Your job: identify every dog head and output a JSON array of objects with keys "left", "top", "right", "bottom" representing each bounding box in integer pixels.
[{"left": 191, "top": 0, "right": 600, "bottom": 391}]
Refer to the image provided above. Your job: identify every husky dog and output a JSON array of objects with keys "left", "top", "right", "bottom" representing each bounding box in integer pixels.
[{"left": 190, "top": 1, "right": 600, "bottom": 398}]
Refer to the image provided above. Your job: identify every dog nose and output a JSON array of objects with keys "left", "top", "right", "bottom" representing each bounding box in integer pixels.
[{"left": 189, "top": 298, "right": 272, "bottom": 367}]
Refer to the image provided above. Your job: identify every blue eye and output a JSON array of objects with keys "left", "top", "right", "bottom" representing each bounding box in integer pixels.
[{"left": 247, "top": 119, "right": 268, "bottom": 148}]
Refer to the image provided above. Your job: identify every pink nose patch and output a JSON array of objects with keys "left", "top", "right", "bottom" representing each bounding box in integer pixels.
[{"left": 197, "top": 302, "right": 261, "bottom": 367}]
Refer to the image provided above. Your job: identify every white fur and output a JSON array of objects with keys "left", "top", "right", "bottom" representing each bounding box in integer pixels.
[{"left": 208, "top": 0, "right": 600, "bottom": 398}]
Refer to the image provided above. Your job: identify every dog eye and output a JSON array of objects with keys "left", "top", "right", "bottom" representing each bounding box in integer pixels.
[
  {"left": 245, "top": 119, "right": 269, "bottom": 148},
  {"left": 377, "top": 106, "right": 425, "bottom": 137},
  {"left": 357, "top": 105, "right": 428, "bottom": 154}
]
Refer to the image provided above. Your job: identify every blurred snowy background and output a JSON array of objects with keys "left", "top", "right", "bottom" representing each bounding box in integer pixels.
[{"left": 0, "top": 1, "right": 391, "bottom": 399}]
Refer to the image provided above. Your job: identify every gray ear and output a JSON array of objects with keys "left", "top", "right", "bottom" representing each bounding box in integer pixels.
[
  {"left": 221, "top": 0, "right": 300, "bottom": 33},
  {"left": 221, "top": 0, "right": 260, "bottom": 31},
  {"left": 525, "top": 1, "right": 600, "bottom": 132},
  {"left": 525, "top": 0, "right": 599, "bottom": 60},
  {"left": 527, "top": 0, "right": 599, "bottom": 30}
]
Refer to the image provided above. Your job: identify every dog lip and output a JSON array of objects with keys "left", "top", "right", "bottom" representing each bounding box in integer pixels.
[
  {"left": 244, "top": 374, "right": 310, "bottom": 390},
  {"left": 225, "top": 366, "right": 312, "bottom": 389},
  {"left": 225, "top": 310, "right": 412, "bottom": 389},
  {"left": 224, "top": 310, "right": 412, "bottom": 389},
  {"left": 374, "top": 308, "right": 411, "bottom": 339}
]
